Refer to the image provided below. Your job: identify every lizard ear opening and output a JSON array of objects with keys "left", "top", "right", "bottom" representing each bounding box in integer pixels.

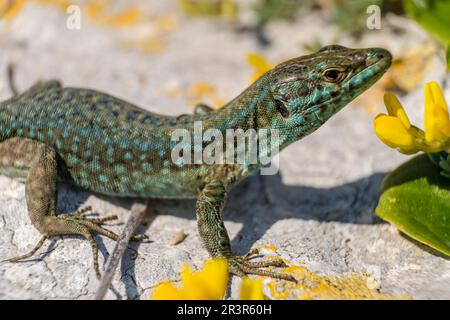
[{"left": 275, "top": 98, "right": 290, "bottom": 118}]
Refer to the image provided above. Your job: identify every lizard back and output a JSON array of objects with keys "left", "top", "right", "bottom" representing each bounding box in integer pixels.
[{"left": 0, "top": 86, "right": 209, "bottom": 198}]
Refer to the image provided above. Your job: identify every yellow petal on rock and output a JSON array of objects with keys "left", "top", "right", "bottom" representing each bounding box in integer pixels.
[
  {"left": 383, "top": 93, "right": 411, "bottom": 128},
  {"left": 152, "top": 281, "right": 183, "bottom": 300},
  {"left": 374, "top": 115, "right": 416, "bottom": 150},
  {"left": 249, "top": 72, "right": 265, "bottom": 84},
  {"left": 246, "top": 53, "right": 272, "bottom": 72},
  {"left": 239, "top": 278, "right": 265, "bottom": 300},
  {"left": 195, "top": 258, "right": 228, "bottom": 300},
  {"left": 179, "top": 264, "right": 207, "bottom": 300},
  {"left": 107, "top": 7, "right": 141, "bottom": 27},
  {"left": 246, "top": 53, "right": 273, "bottom": 83},
  {"left": 179, "top": 258, "right": 228, "bottom": 300}
]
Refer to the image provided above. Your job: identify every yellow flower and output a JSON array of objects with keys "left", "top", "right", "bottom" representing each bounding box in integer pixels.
[
  {"left": 374, "top": 115, "right": 416, "bottom": 151},
  {"left": 246, "top": 53, "right": 274, "bottom": 83},
  {"left": 424, "top": 81, "right": 450, "bottom": 143},
  {"left": 239, "top": 278, "right": 265, "bottom": 300},
  {"left": 151, "top": 257, "right": 265, "bottom": 300},
  {"left": 374, "top": 94, "right": 421, "bottom": 154},
  {"left": 152, "top": 257, "right": 228, "bottom": 300},
  {"left": 374, "top": 82, "right": 450, "bottom": 154}
]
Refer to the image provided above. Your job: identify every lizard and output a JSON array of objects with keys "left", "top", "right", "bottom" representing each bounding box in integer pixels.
[{"left": 0, "top": 45, "right": 391, "bottom": 282}]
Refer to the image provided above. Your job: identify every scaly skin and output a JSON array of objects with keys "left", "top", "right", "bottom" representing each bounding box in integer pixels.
[{"left": 0, "top": 45, "right": 391, "bottom": 281}]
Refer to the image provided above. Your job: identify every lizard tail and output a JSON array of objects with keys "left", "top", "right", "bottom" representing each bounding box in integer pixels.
[{"left": 7, "top": 63, "right": 19, "bottom": 96}]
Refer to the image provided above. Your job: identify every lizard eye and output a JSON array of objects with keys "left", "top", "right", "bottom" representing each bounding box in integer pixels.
[{"left": 323, "top": 68, "right": 346, "bottom": 83}]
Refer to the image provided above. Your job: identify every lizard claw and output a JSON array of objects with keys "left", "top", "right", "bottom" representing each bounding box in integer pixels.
[
  {"left": 227, "top": 251, "right": 297, "bottom": 283},
  {"left": 5, "top": 207, "right": 149, "bottom": 279},
  {"left": 60, "top": 209, "right": 149, "bottom": 278}
]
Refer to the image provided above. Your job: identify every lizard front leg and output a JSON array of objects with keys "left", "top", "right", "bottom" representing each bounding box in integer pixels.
[
  {"left": 176, "top": 103, "right": 214, "bottom": 121},
  {"left": 194, "top": 103, "right": 214, "bottom": 115},
  {"left": 5, "top": 142, "right": 147, "bottom": 278},
  {"left": 196, "top": 180, "right": 296, "bottom": 282}
]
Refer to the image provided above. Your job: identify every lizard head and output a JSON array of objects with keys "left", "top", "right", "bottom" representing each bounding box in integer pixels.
[{"left": 267, "top": 45, "right": 391, "bottom": 144}]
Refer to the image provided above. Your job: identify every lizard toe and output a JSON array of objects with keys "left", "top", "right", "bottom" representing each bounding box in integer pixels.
[{"left": 227, "top": 254, "right": 296, "bottom": 283}]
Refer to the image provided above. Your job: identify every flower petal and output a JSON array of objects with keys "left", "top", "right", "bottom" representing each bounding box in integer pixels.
[
  {"left": 374, "top": 115, "right": 416, "bottom": 150},
  {"left": 239, "top": 278, "right": 265, "bottom": 300},
  {"left": 152, "top": 281, "right": 183, "bottom": 300},
  {"left": 427, "top": 81, "right": 448, "bottom": 112},
  {"left": 246, "top": 53, "right": 272, "bottom": 72},
  {"left": 424, "top": 82, "right": 450, "bottom": 142},
  {"left": 247, "top": 53, "right": 273, "bottom": 83},
  {"left": 179, "top": 258, "right": 228, "bottom": 300},
  {"left": 151, "top": 258, "right": 229, "bottom": 300},
  {"left": 195, "top": 258, "right": 228, "bottom": 300},
  {"left": 384, "top": 93, "right": 411, "bottom": 128},
  {"left": 179, "top": 264, "right": 212, "bottom": 299}
]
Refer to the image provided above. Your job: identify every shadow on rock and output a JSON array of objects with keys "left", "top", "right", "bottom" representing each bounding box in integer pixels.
[
  {"left": 147, "top": 171, "right": 387, "bottom": 256},
  {"left": 51, "top": 171, "right": 388, "bottom": 298}
]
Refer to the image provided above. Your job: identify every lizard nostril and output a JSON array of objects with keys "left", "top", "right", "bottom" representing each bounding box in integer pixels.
[
  {"left": 373, "top": 49, "right": 392, "bottom": 61},
  {"left": 375, "top": 51, "right": 389, "bottom": 61},
  {"left": 366, "top": 48, "right": 392, "bottom": 67}
]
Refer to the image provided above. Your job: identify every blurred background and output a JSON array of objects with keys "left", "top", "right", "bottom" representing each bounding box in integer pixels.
[{"left": 0, "top": 0, "right": 448, "bottom": 116}]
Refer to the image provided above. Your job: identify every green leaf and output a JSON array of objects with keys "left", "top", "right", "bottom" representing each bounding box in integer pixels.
[
  {"left": 376, "top": 154, "right": 450, "bottom": 256},
  {"left": 404, "top": 0, "right": 450, "bottom": 46}
]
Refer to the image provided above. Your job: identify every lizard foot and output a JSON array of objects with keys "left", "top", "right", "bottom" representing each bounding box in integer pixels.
[
  {"left": 5, "top": 206, "right": 148, "bottom": 279},
  {"left": 60, "top": 206, "right": 149, "bottom": 278},
  {"left": 227, "top": 249, "right": 297, "bottom": 283},
  {"left": 63, "top": 206, "right": 149, "bottom": 242}
]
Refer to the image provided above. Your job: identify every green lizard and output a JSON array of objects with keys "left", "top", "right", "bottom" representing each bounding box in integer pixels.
[{"left": 0, "top": 45, "right": 391, "bottom": 282}]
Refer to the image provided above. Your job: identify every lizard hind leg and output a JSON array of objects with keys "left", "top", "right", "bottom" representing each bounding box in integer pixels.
[
  {"left": 6, "top": 142, "right": 147, "bottom": 278},
  {"left": 175, "top": 103, "right": 215, "bottom": 121},
  {"left": 25, "top": 80, "right": 62, "bottom": 94}
]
